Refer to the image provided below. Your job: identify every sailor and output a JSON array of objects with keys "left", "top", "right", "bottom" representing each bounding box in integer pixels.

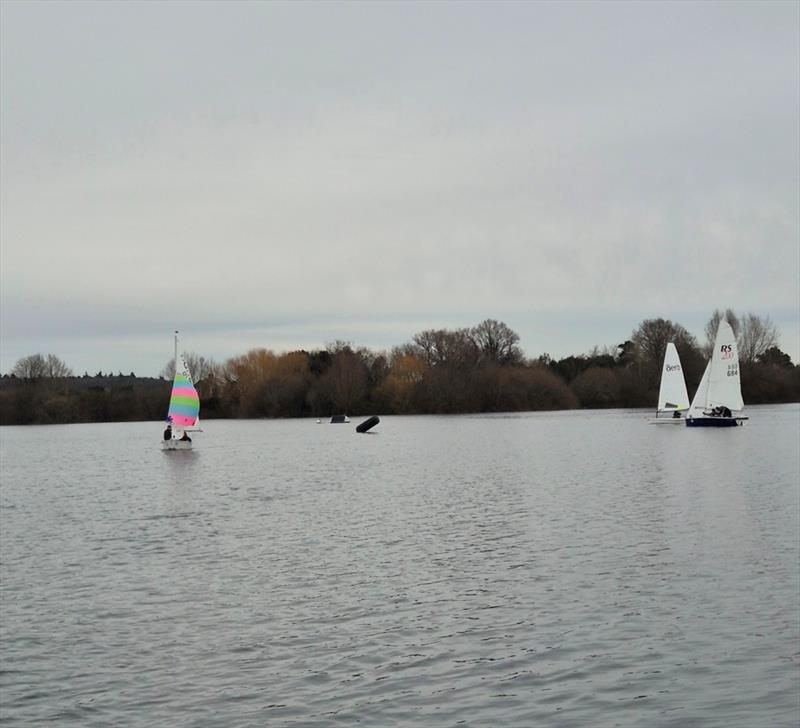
[
  {"left": 180, "top": 432, "right": 191, "bottom": 442},
  {"left": 163, "top": 424, "right": 172, "bottom": 440}
]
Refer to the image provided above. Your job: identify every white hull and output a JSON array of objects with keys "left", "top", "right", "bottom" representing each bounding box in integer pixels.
[
  {"left": 162, "top": 439, "right": 193, "bottom": 450},
  {"left": 648, "top": 417, "right": 685, "bottom": 425}
]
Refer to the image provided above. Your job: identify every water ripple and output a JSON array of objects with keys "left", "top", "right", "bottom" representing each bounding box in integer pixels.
[{"left": 1, "top": 408, "right": 798, "bottom": 726}]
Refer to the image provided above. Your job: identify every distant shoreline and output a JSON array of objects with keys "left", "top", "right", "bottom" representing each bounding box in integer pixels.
[
  {"left": 4, "top": 316, "right": 798, "bottom": 426},
  {"left": 1, "top": 371, "right": 797, "bottom": 427}
]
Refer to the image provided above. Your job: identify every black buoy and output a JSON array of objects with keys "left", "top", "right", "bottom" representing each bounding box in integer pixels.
[{"left": 356, "top": 415, "right": 380, "bottom": 433}]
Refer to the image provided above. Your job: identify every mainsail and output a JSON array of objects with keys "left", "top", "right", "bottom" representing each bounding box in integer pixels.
[
  {"left": 167, "top": 354, "right": 200, "bottom": 428},
  {"left": 706, "top": 319, "right": 744, "bottom": 411},
  {"left": 657, "top": 342, "right": 690, "bottom": 413}
]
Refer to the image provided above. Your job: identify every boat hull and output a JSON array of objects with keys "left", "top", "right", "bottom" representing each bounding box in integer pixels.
[
  {"left": 648, "top": 417, "right": 685, "bottom": 425},
  {"left": 685, "top": 416, "right": 743, "bottom": 428},
  {"left": 162, "top": 439, "right": 193, "bottom": 450}
]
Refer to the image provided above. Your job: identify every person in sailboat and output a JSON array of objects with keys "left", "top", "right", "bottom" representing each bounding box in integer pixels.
[
  {"left": 180, "top": 432, "right": 191, "bottom": 442},
  {"left": 164, "top": 423, "right": 172, "bottom": 441}
]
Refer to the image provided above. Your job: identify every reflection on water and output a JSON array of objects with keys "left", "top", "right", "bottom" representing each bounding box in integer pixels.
[{"left": 1, "top": 406, "right": 798, "bottom": 727}]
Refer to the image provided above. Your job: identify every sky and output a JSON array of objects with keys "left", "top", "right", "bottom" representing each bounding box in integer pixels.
[{"left": 1, "top": 0, "right": 798, "bottom": 376}]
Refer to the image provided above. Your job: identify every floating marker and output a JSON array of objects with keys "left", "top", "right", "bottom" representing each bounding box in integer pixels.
[{"left": 356, "top": 416, "right": 380, "bottom": 433}]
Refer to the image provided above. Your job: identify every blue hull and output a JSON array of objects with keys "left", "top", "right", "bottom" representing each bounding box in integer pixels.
[{"left": 685, "top": 417, "right": 741, "bottom": 428}]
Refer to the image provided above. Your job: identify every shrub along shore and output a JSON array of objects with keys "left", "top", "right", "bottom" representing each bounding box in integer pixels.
[{"left": 2, "top": 314, "right": 797, "bottom": 426}]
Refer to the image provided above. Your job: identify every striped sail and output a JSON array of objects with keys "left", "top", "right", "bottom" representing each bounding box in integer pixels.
[{"left": 167, "top": 354, "right": 199, "bottom": 427}]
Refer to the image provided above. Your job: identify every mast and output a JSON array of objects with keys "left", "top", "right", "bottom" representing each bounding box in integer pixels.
[{"left": 174, "top": 330, "right": 178, "bottom": 376}]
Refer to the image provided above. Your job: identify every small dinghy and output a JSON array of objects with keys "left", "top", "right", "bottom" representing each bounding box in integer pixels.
[
  {"left": 162, "top": 331, "right": 203, "bottom": 449},
  {"left": 648, "top": 342, "right": 690, "bottom": 424},
  {"left": 686, "top": 320, "right": 748, "bottom": 428}
]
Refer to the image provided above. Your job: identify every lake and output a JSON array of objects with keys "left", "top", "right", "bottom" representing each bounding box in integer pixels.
[{"left": 1, "top": 406, "right": 798, "bottom": 726}]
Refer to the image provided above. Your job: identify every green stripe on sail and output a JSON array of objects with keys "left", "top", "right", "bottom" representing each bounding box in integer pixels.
[{"left": 170, "top": 394, "right": 199, "bottom": 406}]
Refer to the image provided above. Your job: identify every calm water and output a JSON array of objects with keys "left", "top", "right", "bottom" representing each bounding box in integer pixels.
[{"left": 1, "top": 406, "right": 798, "bottom": 727}]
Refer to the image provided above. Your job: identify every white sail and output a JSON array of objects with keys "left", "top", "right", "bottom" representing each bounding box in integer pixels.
[
  {"left": 707, "top": 319, "right": 744, "bottom": 411},
  {"left": 688, "top": 360, "right": 711, "bottom": 416},
  {"left": 656, "top": 342, "right": 690, "bottom": 413}
]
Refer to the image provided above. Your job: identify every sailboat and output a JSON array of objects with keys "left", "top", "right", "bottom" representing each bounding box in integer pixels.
[
  {"left": 685, "top": 319, "right": 747, "bottom": 427},
  {"left": 162, "top": 331, "right": 202, "bottom": 449},
  {"left": 648, "top": 342, "right": 690, "bottom": 424}
]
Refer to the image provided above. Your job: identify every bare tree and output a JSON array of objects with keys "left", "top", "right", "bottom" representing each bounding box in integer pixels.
[
  {"left": 704, "top": 309, "right": 740, "bottom": 356},
  {"left": 12, "top": 354, "right": 47, "bottom": 378},
  {"left": 631, "top": 318, "right": 700, "bottom": 389},
  {"left": 412, "top": 328, "right": 478, "bottom": 368},
  {"left": 161, "top": 352, "right": 217, "bottom": 382},
  {"left": 468, "top": 319, "right": 523, "bottom": 365},
  {"left": 325, "top": 340, "right": 356, "bottom": 356},
  {"left": 737, "top": 313, "right": 779, "bottom": 366},
  {"left": 44, "top": 354, "right": 73, "bottom": 377},
  {"left": 12, "top": 353, "right": 72, "bottom": 379}
]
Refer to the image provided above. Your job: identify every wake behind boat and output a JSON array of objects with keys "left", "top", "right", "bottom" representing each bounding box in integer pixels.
[
  {"left": 686, "top": 319, "right": 747, "bottom": 428},
  {"left": 648, "top": 342, "right": 690, "bottom": 424},
  {"left": 162, "top": 331, "right": 202, "bottom": 449}
]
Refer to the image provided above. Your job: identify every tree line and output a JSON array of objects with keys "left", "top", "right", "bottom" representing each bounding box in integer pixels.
[{"left": 1, "top": 311, "right": 797, "bottom": 425}]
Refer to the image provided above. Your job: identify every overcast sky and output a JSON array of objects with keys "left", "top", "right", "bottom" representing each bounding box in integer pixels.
[{"left": 1, "top": 0, "right": 798, "bottom": 376}]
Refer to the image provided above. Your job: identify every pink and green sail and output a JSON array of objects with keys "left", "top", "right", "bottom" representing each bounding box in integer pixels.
[{"left": 167, "top": 354, "right": 199, "bottom": 427}]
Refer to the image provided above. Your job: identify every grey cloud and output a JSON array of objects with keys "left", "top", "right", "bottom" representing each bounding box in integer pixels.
[{"left": 1, "top": 1, "right": 797, "bottom": 374}]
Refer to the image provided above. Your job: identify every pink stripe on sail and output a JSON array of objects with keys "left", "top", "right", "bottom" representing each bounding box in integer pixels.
[
  {"left": 172, "top": 386, "right": 198, "bottom": 398},
  {"left": 170, "top": 414, "right": 196, "bottom": 427}
]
